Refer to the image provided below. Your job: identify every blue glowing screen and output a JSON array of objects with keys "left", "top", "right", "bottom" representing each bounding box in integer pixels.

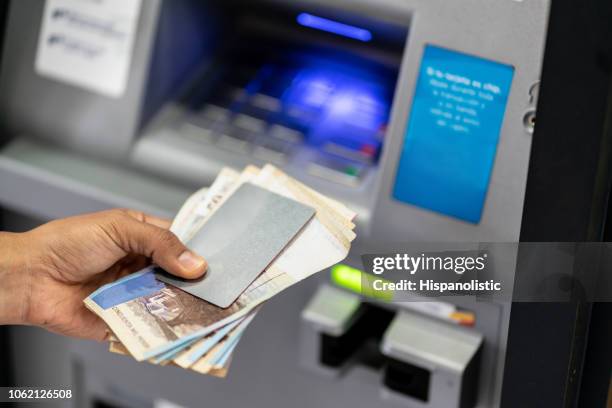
[{"left": 393, "top": 45, "right": 514, "bottom": 223}]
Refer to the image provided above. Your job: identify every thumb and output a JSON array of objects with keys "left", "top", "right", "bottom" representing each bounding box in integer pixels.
[{"left": 110, "top": 212, "right": 207, "bottom": 279}]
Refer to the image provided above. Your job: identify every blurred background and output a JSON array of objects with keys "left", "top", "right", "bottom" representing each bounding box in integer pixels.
[{"left": 0, "top": 0, "right": 611, "bottom": 407}]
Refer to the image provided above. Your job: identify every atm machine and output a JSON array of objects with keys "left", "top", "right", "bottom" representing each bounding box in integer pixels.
[{"left": 0, "top": 0, "right": 610, "bottom": 407}]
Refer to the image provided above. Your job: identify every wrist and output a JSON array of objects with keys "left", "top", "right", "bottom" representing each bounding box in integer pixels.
[{"left": 0, "top": 232, "right": 33, "bottom": 325}]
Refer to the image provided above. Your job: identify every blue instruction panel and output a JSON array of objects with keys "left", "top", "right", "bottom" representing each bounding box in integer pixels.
[{"left": 393, "top": 45, "right": 514, "bottom": 223}]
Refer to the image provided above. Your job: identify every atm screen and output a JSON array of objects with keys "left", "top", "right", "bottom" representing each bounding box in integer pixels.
[{"left": 393, "top": 45, "right": 514, "bottom": 223}]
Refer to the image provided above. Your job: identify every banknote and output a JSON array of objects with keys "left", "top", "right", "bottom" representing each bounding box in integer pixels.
[
  {"left": 92, "top": 261, "right": 327, "bottom": 364},
  {"left": 150, "top": 336, "right": 201, "bottom": 365},
  {"left": 93, "top": 169, "right": 352, "bottom": 361},
  {"left": 170, "top": 167, "right": 240, "bottom": 240},
  {"left": 86, "top": 164, "right": 355, "bottom": 369},
  {"left": 178, "top": 166, "right": 260, "bottom": 243},
  {"left": 190, "top": 323, "right": 245, "bottom": 375},
  {"left": 170, "top": 186, "right": 209, "bottom": 240},
  {"left": 85, "top": 268, "right": 254, "bottom": 360},
  {"left": 102, "top": 168, "right": 268, "bottom": 362},
  {"left": 109, "top": 340, "right": 129, "bottom": 356},
  {"left": 172, "top": 314, "right": 244, "bottom": 368},
  {"left": 105, "top": 177, "right": 255, "bottom": 367},
  {"left": 175, "top": 309, "right": 257, "bottom": 370},
  {"left": 109, "top": 336, "right": 233, "bottom": 378},
  {"left": 161, "top": 165, "right": 340, "bottom": 366},
  {"left": 265, "top": 165, "right": 356, "bottom": 225},
  {"left": 252, "top": 165, "right": 356, "bottom": 244}
]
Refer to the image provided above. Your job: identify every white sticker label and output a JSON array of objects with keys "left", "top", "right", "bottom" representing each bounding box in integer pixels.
[{"left": 35, "top": 0, "right": 142, "bottom": 98}]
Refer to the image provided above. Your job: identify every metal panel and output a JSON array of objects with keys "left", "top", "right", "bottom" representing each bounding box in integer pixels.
[
  {"left": 0, "top": 138, "right": 190, "bottom": 220},
  {"left": 371, "top": 0, "right": 550, "bottom": 242},
  {"left": 0, "top": 0, "right": 161, "bottom": 158}
]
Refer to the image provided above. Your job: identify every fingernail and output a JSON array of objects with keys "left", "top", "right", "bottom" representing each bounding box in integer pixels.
[{"left": 178, "top": 250, "right": 207, "bottom": 271}]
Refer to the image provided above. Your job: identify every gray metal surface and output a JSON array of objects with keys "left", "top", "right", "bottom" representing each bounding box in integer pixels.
[
  {"left": 300, "top": 259, "right": 506, "bottom": 408},
  {"left": 131, "top": 123, "right": 376, "bottom": 228},
  {"left": 301, "top": 284, "right": 362, "bottom": 336},
  {"left": 372, "top": 0, "right": 550, "bottom": 242},
  {"left": 382, "top": 312, "right": 483, "bottom": 374},
  {"left": 0, "top": 0, "right": 161, "bottom": 158},
  {"left": 381, "top": 311, "right": 483, "bottom": 408},
  {"left": 0, "top": 138, "right": 190, "bottom": 220}
]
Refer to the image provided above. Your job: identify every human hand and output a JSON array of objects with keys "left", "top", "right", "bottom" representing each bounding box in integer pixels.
[{"left": 0, "top": 209, "right": 207, "bottom": 341}]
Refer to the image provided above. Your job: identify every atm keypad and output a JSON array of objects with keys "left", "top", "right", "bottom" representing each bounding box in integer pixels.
[
  {"left": 234, "top": 114, "right": 266, "bottom": 134},
  {"left": 251, "top": 93, "right": 282, "bottom": 113},
  {"left": 179, "top": 122, "right": 218, "bottom": 145},
  {"left": 217, "top": 133, "right": 252, "bottom": 154},
  {"left": 307, "top": 156, "right": 366, "bottom": 187},
  {"left": 200, "top": 104, "right": 231, "bottom": 123},
  {"left": 170, "top": 55, "right": 392, "bottom": 187},
  {"left": 269, "top": 124, "right": 304, "bottom": 144}
]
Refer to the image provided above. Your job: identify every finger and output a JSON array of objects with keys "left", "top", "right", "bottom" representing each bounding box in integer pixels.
[
  {"left": 86, "top": 316, "right": 112, "bottom": 342},
  {"left": 108, "top": 212, "right": 207, "bottom": 279},
  {"left": 122, "top": 209, "right": 172, "bottom": 229},
  {"left": 103, "top": 254, "right": 151, "bottom": 282},
  {"left": 48, "top": 308, "right": 110, "bottom": 342},
  {"left": 119, "top": 254, "right": 150, "bottom": 274}
]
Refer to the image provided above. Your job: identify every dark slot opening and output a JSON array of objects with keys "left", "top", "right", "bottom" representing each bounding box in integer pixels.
[
  {"left": 319, "top": 303, "right": 395, "bottom": 368},
  {"left": 93, "top": 399, "right": 129, "bottom": 408},
  {"left": 383, "top": 357, "right": 431, "bottom": 402}
]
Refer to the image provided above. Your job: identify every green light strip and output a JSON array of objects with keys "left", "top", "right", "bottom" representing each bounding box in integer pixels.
[{"left": 330, "top": 264, "right": 393, "bottom": 301}]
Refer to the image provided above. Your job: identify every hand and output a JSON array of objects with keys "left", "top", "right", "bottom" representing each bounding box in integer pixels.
[{"left": 0, "top": 209, "right": 207, "bottom": 341}]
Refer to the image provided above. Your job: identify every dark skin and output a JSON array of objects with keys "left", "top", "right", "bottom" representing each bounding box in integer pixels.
[{"left": 0, "top": 209, "right": 207, "bottom": 341}]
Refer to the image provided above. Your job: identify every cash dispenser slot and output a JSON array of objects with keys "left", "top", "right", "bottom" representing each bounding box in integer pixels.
[
  {"left": 381, "top": 312, "right": 483, "bottom": 408},
  {"left": 301, "top": 285, "right": 395, "bottom": 370},
  {"left": 320, "top": 303, "right": 395, "bottom": 369},
  {"left": 301, "top": 285, "right": 483, "bottom": 408}
]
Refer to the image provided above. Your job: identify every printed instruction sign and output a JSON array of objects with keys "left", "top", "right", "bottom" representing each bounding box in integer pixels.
[{"left": 35, "top": 0, "right": 142, "bottom": 98}]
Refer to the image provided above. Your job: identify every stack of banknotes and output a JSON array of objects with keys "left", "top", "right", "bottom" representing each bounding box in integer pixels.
[{"left": 84, "top": 164, "right": 356, "bottom": 377}]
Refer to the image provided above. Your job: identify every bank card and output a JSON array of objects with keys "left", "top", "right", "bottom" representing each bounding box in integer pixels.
[{"left": 158, "top": 182, "right": 315, "bottom": 307}]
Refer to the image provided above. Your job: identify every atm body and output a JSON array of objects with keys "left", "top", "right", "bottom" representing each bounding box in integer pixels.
[{"left": 0, "top": 0, "right": 575, "bottom": 407}]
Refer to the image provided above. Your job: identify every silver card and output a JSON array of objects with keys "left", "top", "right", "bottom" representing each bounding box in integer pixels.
[{"left": 157, "top": 182, "right": 315, "bottom": 308}]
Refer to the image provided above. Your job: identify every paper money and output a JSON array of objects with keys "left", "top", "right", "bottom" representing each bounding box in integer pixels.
[
  {"left": 176, "top": 310, "right": 257, "bottom": 370},
  {"left": 86, "top": 164, "right": 356, "bottom": 375},
  {"left": 170, "top": 167, "right": 240, "bottom": 240}
]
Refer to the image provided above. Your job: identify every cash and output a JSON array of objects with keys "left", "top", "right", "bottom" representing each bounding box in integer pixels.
[{"left": 84, "top": 164, "right": 356, "bottom": 377}]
